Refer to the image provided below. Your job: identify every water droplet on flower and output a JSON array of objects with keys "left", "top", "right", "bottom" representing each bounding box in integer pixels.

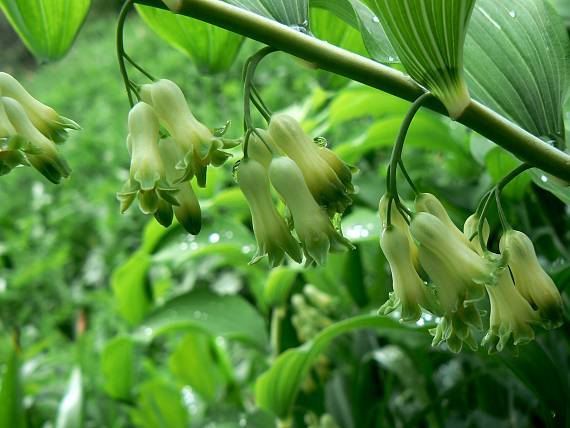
[
  {"left": 388, "top": 56, "right": 395, "bottom": 62},
  {"left": 416, "top": 318, "right": 425, "bottom": 327},
  {"left": 209, "top": 233, "right": 221, "bottom": 243}
]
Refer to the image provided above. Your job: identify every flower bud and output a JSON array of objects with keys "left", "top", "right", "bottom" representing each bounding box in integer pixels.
[
  {"left": 500, "top": 230, "right": 563, "bottom": 329},
  {"left": 238, "top": 158, "right": 302, "bottom": 266},
  {"left": 159, "top": 139, "right": 202, "bottom": 234},
  {"left": 0, "top": 148, "right": 28, "bottom": 175},
  {"left": 0, "top": 99, "right": 16, "bottom": 138},
  {"left": 463, "top": 213, "right": 490, "bottom": 255},
  {"left": 247, "top": 129, "right": 276, "bottom": 168},
  {"left": 141, "top": 79, "right": 233, "bottom": 187},
  {"left": 2, "top": 97, "right": 70, "bottom": 183},
  {"left": 269, "top": 156, "right": 353, "bottom": 266},
  {"left": 0, "top": 72, "right": 79, "bottom": 142},
  {"left": 415, "top": 193, "right": 471, "bottom": 247},
  {"left": 268, "top": 114, "right": 353, "bottom": 214},
  {"left": 379, "top": 225, "right": 440, "bottom": 322},
  {"left": 482, "top": 269, "right": 539, "bottom": 353},
  {"left": 117, "top": 102, "right": 177, "bottom": 215},
  {"left": 411, "top": 212, "right": 500, "bottom": 311}
]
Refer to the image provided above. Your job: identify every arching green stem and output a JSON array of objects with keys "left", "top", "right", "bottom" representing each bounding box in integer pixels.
[{"left": 116, "top": 0, "right": 135, "bottom": 106}]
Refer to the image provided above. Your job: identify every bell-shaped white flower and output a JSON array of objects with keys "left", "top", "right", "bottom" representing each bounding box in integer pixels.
[
  {"left": 117, "top": 102, "right": 177, "bottom": 215},
  {"left": 0, "top": 72, "right": 79, "bottom": 142},
  {"left": 141, "top": 79, "right": 235, "bottom": 187},
  {"left": 411, "top": 212, "right": 500, "bottom": 311},
  {"left": 379, "top": 225, "right": 441, "bottom": 322},
  {"left": 238, "top": 158, "right": 302, "bottom": 266},
  {"left": 2, "top": 96, "right": 70, "bottom": 183},
  {"left": 0, "top": 98, "right": 16, "bottom": 138},
  {"left": 268, "top": 114, "right": 354, "bottom": 215},
  {"left": 482, "top": 269, "right": 539, "bottom": 353},
  {"left": 430, "top": 303, "right": 482, "bottom": 353},
  {"left": 500, "top": 230, "right": 563, "bottom": 329},
  {"left": 269, "top": 156, "right": 353, "bottom": 266}
]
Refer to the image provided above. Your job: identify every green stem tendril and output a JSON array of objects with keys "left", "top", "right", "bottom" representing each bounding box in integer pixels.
[
  {"left": 497, "top": 163, "right": 533, "bottom": 193},
  {"left": 495, "top": 189, "right": 510, "bottom": 231},
  {"left": 386, "top": 92, "right": 433, "bottom": 227},
  {"left": 399, "top": 159, "right": 419, "bottom": 195},
  {"left": 116, "top": 0, "right": 135, "bottom": 107},
  {"left": 123, "top": 52, "right": 156, "bottom": 81}
]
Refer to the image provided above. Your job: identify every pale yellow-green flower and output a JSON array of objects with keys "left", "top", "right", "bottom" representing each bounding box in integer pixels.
[
  {"left": 379, "top": 224, "right": 440, "bottom": 322},
  {"left": 269, "top": 156, "right": 353, "bottom": 266},
  {"left": 238, "top": 158, "right": 302, "bottom": 267},
  {"left": 268, "top": 114, "right": 354, "bottom": 215},
  {"left": 500, "top": 230, "right": 563, "bottom": 329},
  {"left": 0, "top": 72, "right": 79, "bottom": 142},
  {"left": 2, "top": 96, "right": 70, "bottom": 183}
]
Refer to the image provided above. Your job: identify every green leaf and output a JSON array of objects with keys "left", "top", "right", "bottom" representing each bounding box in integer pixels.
[
  {"left": 0, "top": 338, "right": 26, "bottom": 428},
  {"left": 224, "top": 0, "right": 309, "bottom": 28},
  {"left": 530, "top": 170, "right": 570, "bottom": 205},
  {"left": 136, "top": 288, "right": 268, "bottom": 349},
  {"left": 255, "top": 314, "right": 426, "bottom": 418},
  {"left": 485, "top": 149, "right": 532, "bottom": 199},
  {"left": 311, "top": 0, "right": 397, "bottom": 63},
  {"left": 111, "top": 250, "right": 152, "bottom": 325},
  {"left": 169, "top": 332, "right": 226, "bottom": 402},
  {"left": 341, "top": 208, "right": 380, "bottom": 243},
  {"left": 549, "top": 0, "right": 570, "bottom": 27},
  {"left": 101, "top": 336, "right": 135, "bottom": 401},
  {"left": 0, "top": 0, "right": 90, "bottom": 61},
  {"left": 362, "top": 0, "right": 476, "bottom": 118},
  {"left": 130, "top": 379, "right": 189, "bottom": 428},
  {"left": 465, "top": 0, "right": 570, "bottom": 146},
  {"left": 263, "top": 267, "right": 298, "bottom": 307},
  {"left": 136, "top": 5, "right": 244, "bottom": 73},
  {"left": 55, "top": 367, "right": 83, "bottom": 428}
]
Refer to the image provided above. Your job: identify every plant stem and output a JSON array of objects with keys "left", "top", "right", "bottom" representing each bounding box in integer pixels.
[
  {"left": 116, "top": 0, "right": 135, "bottom": 107},
  {"left": 133, "top": 0, "right": 570, "bottom": 182},
  {"left": 497, "top": 163, "right": 533, "bottom": 193}
]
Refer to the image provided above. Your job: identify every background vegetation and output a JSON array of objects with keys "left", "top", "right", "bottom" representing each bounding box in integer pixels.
[{"left": 0, "top": 1, "right": 569, "bottom": 427}]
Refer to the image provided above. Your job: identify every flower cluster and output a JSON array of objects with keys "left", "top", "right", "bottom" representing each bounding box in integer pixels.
[
  {"left": 117, "top": 79, "right": 236, "bottom": 234},
  {"left": 0, "top": 72, "right": 79, "bottom": 183},
  {"left": 378, "top": 192, "right": 563, "bottom": 353},
  {"left": 237, "top": 114, "right": 355, "bottom": 267}
]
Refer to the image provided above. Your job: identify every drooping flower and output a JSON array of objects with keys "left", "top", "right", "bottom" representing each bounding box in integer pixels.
[
  {"left": 269, "top": 156, "right": 353, "bottom": 265},
  {"left": 0, "top": 97, "right": 16, "bottom": 138},
  {"left": 140, "top": 79, "right": 236, "bottom": 187},
  {"left": 247, "top": 129, "right": 277, "bottom": 168},
  {"left": 2, "top": 96, "right": 71, "bottom": 183},
  {"left": 430, "top": 303, "right": 482, "bottom": 353},
  {"left": 415, "top": 192, "right": 471, "bottom": 248},
  {"left": 481, "top": 268, "right": 539, "bottom": 353},
  {"left": 0, "top": 72, "right": 80, "bottom": 142},
  {"left": 378, "top": 225, "right": 441, "bottom": 322},
  {"left": 117, "top": 102, "right": 178, "bottom": 216},
  {"left": 237, "top": 158, "right": 302, "bottom": 267},
  {"left": 362, "top": 0, "right": 475, "bottom": 118},
  {"left": 500, "top": 230, "right": 563, "bottom": 329},
  {"left": 268, "top": 114, "right": 354, "bottom": 215},
  {"left": 411, "top": 212, "right": 500, "bottom": 311},
  {"left": 158, "top": 138, "right": 202, "bottom": 234}
]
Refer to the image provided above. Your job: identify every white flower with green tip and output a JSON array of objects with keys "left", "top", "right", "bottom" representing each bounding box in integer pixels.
[
  {"left": 500, "top": 229, "right": 563, "bottom": 329},
  {"left": 268, "top": 156, "right": 353, "bottom": 266},
  {"left": 238, "top": 158, "right": 302, "bottom": 267},
  {"left": 0, "top": 72, "right": 80, "bottom": 142}
]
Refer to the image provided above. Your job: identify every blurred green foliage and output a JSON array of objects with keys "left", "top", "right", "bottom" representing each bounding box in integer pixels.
[{"left": 0, "top": 3, "right": 569, "bottom": 428}]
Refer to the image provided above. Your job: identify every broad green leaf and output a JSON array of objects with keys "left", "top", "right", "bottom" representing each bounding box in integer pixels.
[
  {"left": 224, "top": 0, "right": 309, "bottom": 29},
  {"left": 311, "top": 0, "right": 397, "bottom": 63},
  {"left": 263, "top": 266, "right": 298, "bottom": 307},
  {"left": 169, "top": 332, "right": 226, "bottom": 402},
  {"left": 130, "top": 379, "right": 189, "bottom": 428},
  {"left": 0, "top": 338, "right": 25, "bottom": 428},
  {"left": 55, "top": 367, "right": 83, "bottom": 428},
  {"left": 136, "top": 5, "right": 244, "bottom": 73},
  {"left": 136, "top": 288, "right": 268, "bottom": 349},
  {"left": 341, "top": 208, "right": 379, "bottom": 243},
  {"left": 101, "top": 336, "right": 135, "bottom": 401},
  {"left": 530, "top": 170, "right": 570, "bottom": 205},
  {"left": 255, "top": 314, "right": 427, "bottom": 418},
  {"left": 362, "top": 0, "right": 476, "bottom": 118},
  {"left": 465, "top": 0, "right": 570, "bottom": 146},
  {"left": 310, "top": 7, "right": 367, "bottom": 57},
  {"left": 111, "top": 250, "right": 151, "bottom": 325},
  {"left": 550, "top": 0, "right": 570, "bottom": 26},
  {"left": 0, "top": 0, "right": 90, "bottom": 61}
]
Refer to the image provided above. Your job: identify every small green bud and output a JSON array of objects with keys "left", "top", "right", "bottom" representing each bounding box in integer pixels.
[
  {"left": 482, "top": 269, "right": 539, "bottom": 353},
  {"left": 411, "top": 212, "right": 501, "bottom": 312},
  {"left": 0, "top": 72, "right": 79, "bottom": 142},
  {"left": 269, "top": 156, "right": 353, "bottom": 266},
  {"left": 379, "top": 225, "right": 441, "bottom": 322},
  {"left": 463, "top": 213, "right": 490, "bottom": 255},
  {"left": 500, "top": 230, "right": 563, "bottom": 329},
  {"left": 238, "top": 158, "right": 302, "bottom": 266},
  {"left": 269, "top": 114, "right": 353, "bottom": 214},
  {"left": 2, "top": 97, "right": 70, "bottom": 183}
]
